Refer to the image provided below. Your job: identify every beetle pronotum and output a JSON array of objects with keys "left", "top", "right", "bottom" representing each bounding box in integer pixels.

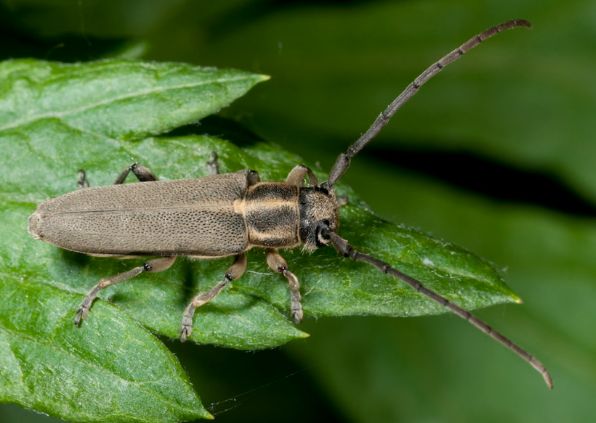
[{"left": 28, "top": 19, "right": 553, "bottom": 388}]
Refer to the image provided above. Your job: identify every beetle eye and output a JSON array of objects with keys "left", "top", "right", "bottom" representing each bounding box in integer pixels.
[{"left": 315, "top": 221, "right": 331, "bottom": 247}]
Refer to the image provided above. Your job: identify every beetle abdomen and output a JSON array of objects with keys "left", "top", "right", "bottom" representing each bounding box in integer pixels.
[{"left": 29, "top": 173, "right": 250, "bottom": 257}]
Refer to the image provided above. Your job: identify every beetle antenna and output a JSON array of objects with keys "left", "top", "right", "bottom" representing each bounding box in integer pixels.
[
  {"left": 324, "top": 229, "right": 553, "bottom": 389},
  {"left": 326, "top": 19, "right": 531, "bottom": 188}
]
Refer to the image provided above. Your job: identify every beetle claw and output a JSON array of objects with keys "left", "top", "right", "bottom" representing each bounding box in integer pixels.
[
  {"left": 291, "top": 307, "right": 303, "bottom": 324},
  {"left": 180, "top": 314, "right": 194, "bottom": 342},
  {"left": 179, "top": 325, "right": 192, "bottom": 343},
  {"left": 74, "top": 307, "right": 88, "bottom": 327}
]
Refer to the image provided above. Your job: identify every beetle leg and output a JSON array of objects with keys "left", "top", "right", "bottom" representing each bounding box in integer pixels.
[
  {"left": 337, "top": 195, "right": 349, "bottom": 207},
  {"left": 180, "top": 253, "right": 247, "bottom": 342},
  {"left": 286, "top": 164, "right": 318, "bottom": 187},
  {"left": 74, "top": 256, "right": 176, "bottom": 326},
  {"left": 77, "top": 169, "right": 90, "bottom": 189},
  {"left": 207, "top": 151, "right": 220, "bottom": 175},
  {"left": 114, "top": 163, "right": 157, "bottom": 184},
  {"left": 266, "top": 249, "right": 303, "bottom": 323},
  {"left": 246, "top": 170, "right": 261, "bottom": 186}
]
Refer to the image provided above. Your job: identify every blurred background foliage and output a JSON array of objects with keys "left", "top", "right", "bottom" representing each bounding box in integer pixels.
[{"left": 1, "top": 0, "right": 595, "bottom": 422}]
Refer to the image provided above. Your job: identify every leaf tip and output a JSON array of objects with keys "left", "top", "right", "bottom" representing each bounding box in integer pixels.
[
  {"left": 257, "top": 74, "right": 271, "bottom": 82},
  {"left": 297, "top": 330, "right": 310, "bottom": 339}
]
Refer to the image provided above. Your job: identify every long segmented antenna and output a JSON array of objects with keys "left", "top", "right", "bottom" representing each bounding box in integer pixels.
[
  {"left": 326, "top": 19, "right": 531, "bottom": 187},
  {"left": 323, "top": 230, "right": 553, "bottom": 389}
]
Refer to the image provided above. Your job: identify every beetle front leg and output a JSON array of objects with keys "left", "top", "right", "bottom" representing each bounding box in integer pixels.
[
  {"left": 74, "top": 256, "right": 176, "bottom": 326},
  {"left": 286, "top": 164, "right": 318, "bottom": 187},
  {"left": 180, "top": 253, "right": 247, "bottom": 342},
  {"left": 114, "top": 163, "right": 157, "bottom": 184},
  {"left": 266, "top": 249, "right": 303, "bottom": 323}
]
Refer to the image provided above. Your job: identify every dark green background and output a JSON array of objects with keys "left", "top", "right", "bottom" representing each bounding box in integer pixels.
[{"left": 1, "top": 0, "right": 595, "bottom": 422}]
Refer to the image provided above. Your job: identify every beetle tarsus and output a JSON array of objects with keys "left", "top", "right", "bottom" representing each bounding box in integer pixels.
[
  {"left": 266, "top": 249, "right": 303, "bottom": 324},
  {"left": 179, "top": 281, "right": 229, "bottom": 342},
  {"left": 179, "top": 254, "right": 247, "bottom": 342},
  {"left": 207, "top": 151, "right": 220, "bottom": 175},
  {"left": 114, "top": 162, "right": 158, "bottom": 184},
  {"left": 179, "top": 310, "right": 195, "bottom": 342},
  {"left": 284, "top": 269, "right": 303, "bottom": 323},
  {"left": 74, "top": 306, "right": 88, "bottom": 327},
  {"left": 74, "top": 284, "right": 102, "bottom": 326},
  {"left": 290, "top": 299, "right": 304, "bottom": 324},
  {"left": 77, "top": 169, "right": 90, "bottom": 189},
  {"left": 74, "top": 257, "right": 176, "bottom": 327}
]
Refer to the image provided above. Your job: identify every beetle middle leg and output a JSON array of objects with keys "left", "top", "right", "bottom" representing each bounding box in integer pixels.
[
  {"left": 266, "top": 249, "right": 303, "bottom": 323},
  {"left": 180, "top": 253, "right": 247, "bottom": 342},
  {"left": 74, "top": 256, "right": 176, "bottom": 326},
  {"left": 207, "top": 151, "right": 220, "bottom": 175}
]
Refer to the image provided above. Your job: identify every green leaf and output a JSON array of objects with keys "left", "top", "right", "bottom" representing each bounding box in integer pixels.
[
  {"left": 0, "top": 59, "right": 517, "bottom": 420},
  {"left": 0, "top": 59, "right": 269, "bottom": 422},
  {"left": 0, "top": 59, "right": 269, "bottom": 140},
  {"left": 0, "top": 277, "right": 210, "bottom": 422}
]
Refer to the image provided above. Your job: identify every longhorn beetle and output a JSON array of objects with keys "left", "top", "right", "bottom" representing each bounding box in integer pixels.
[{"left": 28, "top": 19, "right": 553, "bottom": 389}]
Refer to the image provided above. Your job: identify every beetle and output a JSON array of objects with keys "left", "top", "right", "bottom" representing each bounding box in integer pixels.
[{"left": 28, "top": 19, "right": 552, "bottom": 388}]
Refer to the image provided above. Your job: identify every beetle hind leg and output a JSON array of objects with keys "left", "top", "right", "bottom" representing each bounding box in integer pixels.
[
  {"left": 74, "top": 256, "right": 176, "bottom": 326},
  {"left": 76, "top": 163, "right": 157, "bottom": 188},
  {"left": 77, "top": 170, "right": 90, "bottom": 189},
  {"left": 266, "top": 249, "right": 303, "bottom": 323},
  {"left": 114, "top": 163, "right": 157, "bottom": 184},
  {"left": 180, "top": 253, "right": 247, "bottom": 342}
]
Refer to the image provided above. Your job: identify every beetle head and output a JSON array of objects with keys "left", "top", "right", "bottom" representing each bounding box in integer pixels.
[{"left": 298, "top": 186, "right": 339, "bottom": 251}]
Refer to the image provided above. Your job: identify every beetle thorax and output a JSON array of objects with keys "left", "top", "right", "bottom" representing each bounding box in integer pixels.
[
  {"left": 298, "top": 187, "right": 339, "bottom": 251},
  {"left": 240, "top": 182, "right": 301, "bottom": 249}
]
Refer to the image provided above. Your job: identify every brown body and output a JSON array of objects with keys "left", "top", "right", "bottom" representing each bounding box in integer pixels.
[
  {"left": 28, "top": 162, "right": 338, "bottom": 340},
  {"left": 26, "top": 20, "right": 553, "bottom": 388},
  {"left": 29, "top": 170, "right": 307, "bottom": 258}
]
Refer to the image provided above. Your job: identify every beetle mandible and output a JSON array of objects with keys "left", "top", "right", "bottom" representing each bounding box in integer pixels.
[{"left": 28, "top": 19, "right": 553, "bottom": 389}]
